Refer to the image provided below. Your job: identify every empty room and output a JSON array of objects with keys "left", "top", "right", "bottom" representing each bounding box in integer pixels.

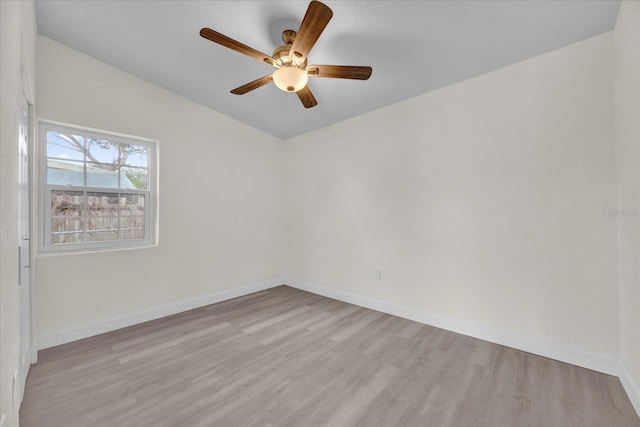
[{"left": 1, "top": 0, "right": 640, "bottom": 426}]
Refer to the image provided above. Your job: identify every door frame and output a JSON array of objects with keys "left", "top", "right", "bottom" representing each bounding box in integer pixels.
[
  {"left": 18, "top": 61, "right": 36, "bottom": 405},
  {"left": 17, "top": 89, "right": 31, "bottom": 403}
]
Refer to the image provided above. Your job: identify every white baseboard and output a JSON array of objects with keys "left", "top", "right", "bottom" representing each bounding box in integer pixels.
[
  {"left": 284, "top": 277, "right": 620, "bottom": 376},
  {"left": 619, "top": 359, "right": 640, "bottom": 416},
  {"left": 37, "top": 276, "right": 286, "bottom": 350}
]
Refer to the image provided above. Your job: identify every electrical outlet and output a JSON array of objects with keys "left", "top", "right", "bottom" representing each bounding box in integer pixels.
[{"left": 374, "top": 268, "right": 382, "bottom": 280}]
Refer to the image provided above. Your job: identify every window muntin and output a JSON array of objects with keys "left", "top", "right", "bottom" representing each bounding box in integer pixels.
[{"left": 40, "top": 122, "right": 156, "bottom": 252}]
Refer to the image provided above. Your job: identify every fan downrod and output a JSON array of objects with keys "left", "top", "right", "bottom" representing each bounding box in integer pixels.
[{"left": 281, "top": 30, "right": 296, "bottom": 45}]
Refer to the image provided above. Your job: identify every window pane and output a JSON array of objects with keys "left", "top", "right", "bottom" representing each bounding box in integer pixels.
[
  {"left": 87, "top": 138, "right": 118, "bottom": 166},
  {"left": 86, "top": 192, "right": 118, "bottom": 216},
  {"left": 85, "top": 231, "right": 120, "bottom": 242},
  {"left": 47, "top": 131, "right": 85, "bottom": 161},
  {"left": 86, "top": 163, "right": 119, "bottom": 188},
  {"left": 120, "top": 194, "right": 145, "bottom": 216},
  {"left": 51, "top": 190, "right": 84, "bottom": 217},
  {"left": 51, "top": 189, "right": 84, "bottom": 245},
  {"left": 122, "top": 216, "right": 145, "bottom": 240},
  {"left": 121, "top": 167, "right": 148, "bottom": 190},
  {"left": 51, "top": 217, "right": 83, "bottom": 245},
  {"left": 51, "top": 217, "right": 83, "bottom": 232},
  {"left": 51, "top": 232, "right": 83, "bottom": 245},
  {"left": 86, "top": 216, "right": 118, "bottom": 232},
  {"left": 86, "top": 214, "right": 119, "bottom": 242},
  {"left": 122, "top": 229, "right": 145, "bottom": 240},
  {"left": 122, "top": 144, "right": 148, "bottom": 167},
  {"left": 47, "top": 159, "right": 84, "bottom": 186}
]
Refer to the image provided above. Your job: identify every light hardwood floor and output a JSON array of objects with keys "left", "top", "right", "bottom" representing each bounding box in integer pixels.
[{"left": 21, "top": 286, "right": 640, "bottom": 426}]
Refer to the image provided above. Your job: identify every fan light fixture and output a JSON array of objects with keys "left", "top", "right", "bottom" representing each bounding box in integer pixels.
[
  {"left": 200, "top": 1, "right": 372, "bottom": 108},
  {"left": 272, "top": 65, "right": 308, "bottom": 92}
]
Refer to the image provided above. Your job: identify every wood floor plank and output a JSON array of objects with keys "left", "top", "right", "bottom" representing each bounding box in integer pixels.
[
  {"left": 325, "top": 363, "right": 399, "bottom": 427},
  {"left": 20, "top": 285, "right": 640, "bottom": 427}
]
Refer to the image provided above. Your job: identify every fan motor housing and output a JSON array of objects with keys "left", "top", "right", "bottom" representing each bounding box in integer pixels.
[{"left": 272, "top": 30, "right": 308, "bottom": 68}]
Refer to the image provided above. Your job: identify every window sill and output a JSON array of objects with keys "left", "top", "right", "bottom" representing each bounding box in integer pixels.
[{"left": 37, "top": 241, "right": 158, "bottom": 257}]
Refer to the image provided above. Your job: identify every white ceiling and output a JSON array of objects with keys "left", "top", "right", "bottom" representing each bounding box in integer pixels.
[{"left": 35, "top": 1, "right": 621, "bottom": 140}]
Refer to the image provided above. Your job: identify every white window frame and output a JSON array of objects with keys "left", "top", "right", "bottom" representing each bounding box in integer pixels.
[{"left": 38, "top": 120, "right": 158, "bottom": 253}]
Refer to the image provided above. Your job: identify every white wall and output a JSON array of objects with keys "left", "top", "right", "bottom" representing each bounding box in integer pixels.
[
  {"left": 614, "top": 0, "right": 640, "bottom": 401},
  {"left": 283, "top": 33, "right": 618, "bottom": 356},
  {"left": 34, "top": 36, "right": 285, "bottom": 337},
  {"left": 1, "top": 1, "right": 37, "bottom": 425}
]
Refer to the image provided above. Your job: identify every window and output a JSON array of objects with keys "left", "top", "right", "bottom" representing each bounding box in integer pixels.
[{"left": 39, "top": 121, "right": 157, "bottom": 252}]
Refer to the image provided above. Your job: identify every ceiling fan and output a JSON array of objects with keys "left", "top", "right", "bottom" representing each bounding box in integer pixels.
[{"left": 200, "top": 0, "right": 372, "bottom": 109}]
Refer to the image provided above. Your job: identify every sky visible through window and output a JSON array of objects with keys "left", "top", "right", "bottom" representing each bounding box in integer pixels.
[
  {"left": 47, "top": 131, "right": 148, "bottom": 168},
  {"left": 47, "top": 131, "right": 149, "bottom": 190}
]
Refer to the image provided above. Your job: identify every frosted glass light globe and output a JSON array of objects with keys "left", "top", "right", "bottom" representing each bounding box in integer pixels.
[{"left": 272, "top": 66, "right": 308, "bottom": 92}]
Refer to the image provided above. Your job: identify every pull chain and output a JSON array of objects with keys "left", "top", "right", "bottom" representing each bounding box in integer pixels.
[{"left": 288, "top": 93, "right": 293, "bottom": 133}]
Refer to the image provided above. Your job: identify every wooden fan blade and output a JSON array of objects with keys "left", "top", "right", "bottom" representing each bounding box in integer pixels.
[
  {"left": 297, "top": 85, "right": 318, "bottom": 108},
  {"left": 230, "top": 75, "right": 273, "bottom": 95},
  {"left": 200, "top": 28, "right": 277, "bottom": 67},
  {"left": 307, "top": 65, "right": 372, "bottom": 80},
  {"left": 289, "top": 1, "right": 333, "bottom": 63}
]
